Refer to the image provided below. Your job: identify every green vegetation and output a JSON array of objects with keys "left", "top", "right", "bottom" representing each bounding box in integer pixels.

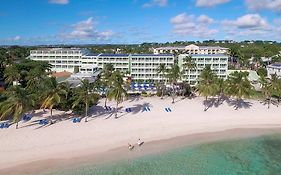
[{"left": 0, "top": 41, "right": 281, "bottom": 127}]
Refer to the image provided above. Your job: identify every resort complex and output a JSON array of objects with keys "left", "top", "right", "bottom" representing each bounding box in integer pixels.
[{"left": 29, "top": 45, "right": 229, "bottom": 84}]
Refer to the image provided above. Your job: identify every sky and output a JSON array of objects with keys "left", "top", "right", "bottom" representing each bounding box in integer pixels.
[{"left": 0, "top": 0, "right": 281, "bottom": 45}]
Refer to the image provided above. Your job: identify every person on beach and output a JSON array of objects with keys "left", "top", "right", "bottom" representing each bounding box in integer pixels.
[
  {"left": 137, "top": 138, "right": 143, "bottom": 146},
  {"left": 128, "top": 143, "right": 134, "bottom": 150}
]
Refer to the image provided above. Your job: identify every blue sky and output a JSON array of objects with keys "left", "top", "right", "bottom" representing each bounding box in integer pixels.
[{"left": 0, "top": 0, "right": 281, "bottom": 45}]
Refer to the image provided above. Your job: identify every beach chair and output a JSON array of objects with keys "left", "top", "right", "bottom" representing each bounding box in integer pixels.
[
  {"left": 73, "top": 117, "right": 81, "bottom": 123},
  {"left": 22, "top": 115, "right": 32, "bottom": 121},
  {"left": 105, "top": 106, "right": 112, "bottom": 111},
  {"left": 39, "top": 119, "right": 49, "bottom": 125},
  {"left": 165, "top": 108, "right": 172, "bottom": 112},
  {"left": 125, "top": 108, "right": 132, "bottom": 112},
  {"left": 143, "top": 107, "right": 151, "bottom": 112},
  {"left": 0, "top": 122, "right": 10, "bottom": 129},
  {"left": 3, "top": 123, "right": 10, "bottom": 128}
]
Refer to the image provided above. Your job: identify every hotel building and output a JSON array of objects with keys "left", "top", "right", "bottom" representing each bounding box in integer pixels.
[
  {"left": 29, "top": 48, "right": 174, "bottom": 82},
  {"left": 29, "top": 47, "right": 229, "bottom": 85},
  {"left": 153, "top": 44, "right": 229, "bottom": 55},
  {"left": 267, "top": 63, "right": 281, "bottom": 78},
  {"left": 178, "top": 54, "right": 228, "bottom": 85}
]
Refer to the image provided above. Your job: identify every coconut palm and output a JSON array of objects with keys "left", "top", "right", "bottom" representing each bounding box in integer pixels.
[
  {"left": 197, "top": 65, "right": 218, "bottom": 102},
  {"left": 0, "top": 86, "right": 34, "bottom": 129},
  {"left": 41, "top": 78, "right": 67, "bottom": 124},
  {"left": 226, "top": 71, "right": 253, "bottom": 110},
  {"left": 101, "top": 63, "right": 114, "bottom": 107},
  {"left": 26, "top": 63, "right": 51, "bottom": 90},
  {"left": 107, "top": 71, "right": 128, "bottom": 118},
  {"left": 72, "top": 79, "right": 99, "bottom": 122},
  {"left": 4, "top": 65, "right": 21, "bottom": 86},
  {"left": 156, "top": 63, "right": 167, "bottom": 99},
  {"left": 271, "top": 74, "right": 281, "bottom": 107},
  {"left": 215, "top": 78, "right": 226, "bottom": 102},
  {"left": 166, "top": 64, "right": 181, "bottom": 103},
  {"left": 182, "top": 55, "right": 196, "bottom": 83},
  {"left": 259, "top": 76, "right": 273, "bottom": 109}
]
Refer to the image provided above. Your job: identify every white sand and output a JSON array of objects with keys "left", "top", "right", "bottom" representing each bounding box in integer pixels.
[{"left": 0, "top": 96, "right": 281, "bottom": 171}]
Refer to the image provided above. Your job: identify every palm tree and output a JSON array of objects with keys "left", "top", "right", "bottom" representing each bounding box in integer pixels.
[
  {"left": 107, "top": 71, "right": 128, "bottom": 118},
  {"left": 4, "top": 65, "right": 21, "bottom": 86},
  {"left": 166, "top": 64, "right": 181, "bottom": 103},
  {"left": 156, "top": 63, "right": 167, "bottom": 99},
  {"left": 271, "top": 74, "right": 281, "bottom": 107},
  {"left": 101, "top": 63, "right": 114, "bottom": 107},
  {"left": 216, "top": 78, "right": 227, "bottom": 102},
  {"left": 197, "top": 65, "right": 218, "bottom": 102},
  {"left": 226, "top": 71, "right": 253, "bottom": 110},
  {"left": 0, "top": 86, "right": 34, "bottom": 129},
  {"left": 259, "top": 76, "right": 273, "bottom": 109},
  {"left": 41, "top": 78, "right": 66, "bottom": 124},
  {"left": 72, "top": 79, "right": 98, "bottom": 122},
  {"left": 182, "top": 55, "right": 196, "bottom": 84},
  {"left": 26, "top": 63, "right": 51, "bottom": 90}
]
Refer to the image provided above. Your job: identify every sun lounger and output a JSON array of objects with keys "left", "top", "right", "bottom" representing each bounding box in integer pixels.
[
  {"left": 39, "top": 119, "right": 49, "bottom": 125},
  {"left": 165, "top": 108, "right": 172, "bottom": 112},
  {"left": 22, "top": 115, "right": 32, "bottom": 121},
  {"left": 105, "top": 106, "right": 112, "bottom": 111},
  {"left": 73, "top": 117, "right": 81, "bottom": 123},
  {"left": 125, "top": 108, "right": 132, "bottom": 112},
  {"left": 0, "top": 123, "right": 9, "bottom": 129},
  {"left": 143, "top": 107, "right": 151, "bottom": 112}
]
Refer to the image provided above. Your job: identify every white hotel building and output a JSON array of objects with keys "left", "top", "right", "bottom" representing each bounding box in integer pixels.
[
  {"left": 29, "top": 47, "right": 229, "bottom": 84},
  {"left": 153, "top": 44, "right": 229, "bottom": 55},
  {"left": 178, "top": 54, "right": 228, "bottom": 85},
  {"left": 29, "top": 48, "right": 174, "bottom": 82},
  {"left": 267, "top": 63, "right": 281, "bottom": 78}
]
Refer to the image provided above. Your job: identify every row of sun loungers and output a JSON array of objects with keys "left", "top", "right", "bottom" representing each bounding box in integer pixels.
[
  {"left": 124, "top": 106, "right": 171, "bottom": 113},
  {"left": 1, "top": 106, "right": 173, "bottom": 128}
]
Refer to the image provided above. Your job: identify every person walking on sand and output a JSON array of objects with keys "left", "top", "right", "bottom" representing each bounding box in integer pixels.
[
  {"left": 137, "top": 138, "right": 143, "bottom": 146},
  {"left": 128, "top": 143, "right": 134, "bottom": 150}
]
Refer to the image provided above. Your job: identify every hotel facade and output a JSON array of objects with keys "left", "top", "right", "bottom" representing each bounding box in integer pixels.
[
  {"left": 267, "top": 63, "right": 281, "bottom": 78},
  {"left": 178, "top": 54, "right": 228, "bottom": 85},
  {"left": 29, "top": 46, "right": 229, "bottom": 84},
  {"left": 153, "top": 44, "right": 228, "bottom": 55}
]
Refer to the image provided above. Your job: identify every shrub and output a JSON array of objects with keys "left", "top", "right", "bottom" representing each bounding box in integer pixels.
[{"left": 257, "top": 68, "right": 267, "bottom": 77}]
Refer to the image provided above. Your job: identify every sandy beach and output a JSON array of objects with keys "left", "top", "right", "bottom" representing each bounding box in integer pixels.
[{"left": 0, "top": 96, "right": 281, "bottom": 174}]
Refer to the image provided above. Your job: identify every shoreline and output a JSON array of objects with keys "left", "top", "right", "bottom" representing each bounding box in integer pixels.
[
  {"left": 1, "top": 127, "right": 281, "bottom": 175},
  {"left": 1, "top": 96, "right": 281, "bottom": 174}
]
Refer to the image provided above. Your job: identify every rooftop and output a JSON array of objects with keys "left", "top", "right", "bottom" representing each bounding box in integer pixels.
[
  {"left": 99, "top": 54, "right": 130, "bottom": 57},
  {"left": 191, "top": 54, "right": 228, "bottom": 57},
  {"left": 269, "top": 63, "right": 281, "bottom": 68},
  {"left": 131, "top": 54, "right": 174, "bottom": 57},
  {"left": 31, "top": 48, "right": 83, "bottom": 52}
]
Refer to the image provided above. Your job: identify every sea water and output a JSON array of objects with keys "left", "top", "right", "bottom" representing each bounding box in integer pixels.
[{"left": 46, "top": 134, "right": 281, "bottom": 175}]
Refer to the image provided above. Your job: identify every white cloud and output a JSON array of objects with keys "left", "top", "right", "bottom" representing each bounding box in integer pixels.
[
  {"left": 170, "top": 13, "right": 218, "bottom": 38},
  {"left": 48, "top": 0, "right": 69, "bottom": 5},
  {"left": 197, "top": 14, "right": 214, "bottom": 24},
  {"left": 143, "top": 0, "right": 167, "bottom": 8},
  {"left": 195, "top": 0, "right": 230, "bottom": 7},
  {"left": 245, "top": 0, "right": 281, "bottom": 12},
  {"left": 221, "top": 14, "right": 274, "bottom": 39},
  {"left": 222, "top": 14, "right": 270, "bottom": 30},
  {"left": 61, "top": 17, "right": 113, "bottom": 41},
  {"left": 13, "top": 36, "right": 21, "bottom": 41}
]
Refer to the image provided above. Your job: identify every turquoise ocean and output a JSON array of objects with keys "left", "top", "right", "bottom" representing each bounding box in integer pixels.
[{"left": 45, "top": 134, "right": 281, "bottom": 175}]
